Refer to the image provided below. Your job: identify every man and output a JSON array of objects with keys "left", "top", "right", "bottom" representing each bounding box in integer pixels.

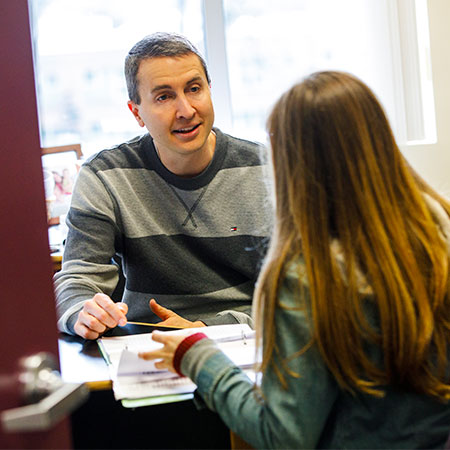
[{"left": 54, "top": 32, "right": 271, "bottom": 339}]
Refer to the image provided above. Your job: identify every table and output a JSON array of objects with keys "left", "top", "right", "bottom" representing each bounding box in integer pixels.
[
  {"left": 48, "top": 222, "right": 64, "bottom": 272},
  {"left": 59, "top": 335, "right": 111, "bottom": 390},
  {"left": 58, "top": 330, "right": 232, "bottom": 449},
  {"left": 51, "top": 251, "right": 62, "bottom": 272}
]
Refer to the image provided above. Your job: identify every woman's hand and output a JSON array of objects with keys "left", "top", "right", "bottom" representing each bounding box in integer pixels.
[{"left": 138, "top": 331, "right": 186, "bottom": 373}]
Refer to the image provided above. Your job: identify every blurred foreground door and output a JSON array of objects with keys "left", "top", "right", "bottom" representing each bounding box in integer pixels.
[{"left": 0, "top": 1, "right": 81, "bottom": 448}]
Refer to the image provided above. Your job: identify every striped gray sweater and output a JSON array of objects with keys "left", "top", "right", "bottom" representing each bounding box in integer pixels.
[{"left": 55, "top": 128, "right": 272, "bottom": 334}]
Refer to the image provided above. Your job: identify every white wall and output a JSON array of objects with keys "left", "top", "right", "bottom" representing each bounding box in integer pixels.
[{"left": 403, "top": 0, "right": 450, "bottom": 196}]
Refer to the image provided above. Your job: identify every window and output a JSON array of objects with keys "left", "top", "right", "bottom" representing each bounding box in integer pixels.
[
  {"left": 30, "top": 0, "right": 204, "bottom": 156},
  {"left": 30, "top": 0, "right": 434, "bottom": 156},
  {"left": 220, "top": 0, "right": 435, "bottom": 144}
]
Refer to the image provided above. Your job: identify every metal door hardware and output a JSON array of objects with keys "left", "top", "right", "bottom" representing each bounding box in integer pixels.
[{"left": 1, "top": 352, "right": 89, "bottom": 432}]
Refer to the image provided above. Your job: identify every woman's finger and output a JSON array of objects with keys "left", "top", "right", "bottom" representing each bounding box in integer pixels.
[{"left": 138, "top": 349, "right": 163, "bottom": 360}]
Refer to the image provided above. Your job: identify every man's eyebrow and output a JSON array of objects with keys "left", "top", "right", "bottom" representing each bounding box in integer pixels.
[
  {"left": 151, "top": 84, "right": 171, "bottom": 94},
  {"left": 150, "top": 76, "right": 204, "bottom": 94},
  {"left": 186, "top": 76, "right": 203, "bottom": 85}
]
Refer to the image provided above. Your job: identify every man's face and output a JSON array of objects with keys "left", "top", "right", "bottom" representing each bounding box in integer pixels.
[{"left": 128, "top": 54, "right": 215, "bottom": 161}]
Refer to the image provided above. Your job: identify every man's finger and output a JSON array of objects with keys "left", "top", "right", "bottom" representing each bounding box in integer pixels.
[
  {"left": 90, "top": 294, "right": 127, "bottom": 327},
  {"left": 78, "top": 310, "right": 107, "bottom": 334},
  {"left": 74, "top": 320, "right": 101, "bottom": 340},
  {"left": 94, "top": 294, "right": 128, "bottom": 324},
  {"left": 83, "top": 301, "right": 118, "bottom": 329},
  {"left": 117, "top": 302, "right": 128, "bottom": 315},
  {"left": 149, "top": 299, "right": 173, "bottom": 320}
]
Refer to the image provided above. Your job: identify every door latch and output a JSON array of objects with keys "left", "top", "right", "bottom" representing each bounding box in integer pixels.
[{"left": 1, "top": 352, "right": 89, "bottom": 432}]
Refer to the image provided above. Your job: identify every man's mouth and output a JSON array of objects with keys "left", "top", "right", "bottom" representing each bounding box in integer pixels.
[{"left": 173, "top": 123, "right": 201, "bottom": 134}]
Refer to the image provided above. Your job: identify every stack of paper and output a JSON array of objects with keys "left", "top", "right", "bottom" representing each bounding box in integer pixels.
[{"left": 98, "top": 324, "right": 257, "bottom": 402}]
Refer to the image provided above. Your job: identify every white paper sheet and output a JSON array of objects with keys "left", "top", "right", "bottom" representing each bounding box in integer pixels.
[{"left": 98, "top": 324, "right": 257, "bottom": 400}]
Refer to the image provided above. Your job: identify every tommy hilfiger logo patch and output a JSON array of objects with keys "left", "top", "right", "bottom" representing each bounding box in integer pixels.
[{"left": 230, "top": 227, "right": 237, "bottom": 232}]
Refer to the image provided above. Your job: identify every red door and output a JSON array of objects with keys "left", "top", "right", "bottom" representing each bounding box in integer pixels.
[{"left": 0, "top": 1, "right": 72, "bottom": 448}]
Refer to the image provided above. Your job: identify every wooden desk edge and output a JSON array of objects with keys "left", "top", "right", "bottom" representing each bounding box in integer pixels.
[
  {"left": 85, "top": 379, "right": 113, "bottom": 391},
  {"left": 51, "top": 253, "right": 62, "bottom": 272}
]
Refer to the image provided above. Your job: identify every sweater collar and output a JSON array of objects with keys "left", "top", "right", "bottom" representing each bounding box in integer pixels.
[{"left": 144, "top": 127, "right": 227, "bottom": 191}]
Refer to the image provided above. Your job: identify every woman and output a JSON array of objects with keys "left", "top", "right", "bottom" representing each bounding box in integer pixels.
[{"left": 140, "top": 71, "right": 450, "bottom": 448}]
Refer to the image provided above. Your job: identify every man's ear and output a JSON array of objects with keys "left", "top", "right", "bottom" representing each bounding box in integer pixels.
[{"left": 127, "top": 100, "right": 145, "bottom": 127}]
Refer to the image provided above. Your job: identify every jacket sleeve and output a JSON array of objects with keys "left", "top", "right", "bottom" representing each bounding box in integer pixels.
[
  {"left": 54, "top": 165, "right": 121, "bottom": 334},
  {"left": 180, "top": 267, "right": 339, "bottom": 449}
]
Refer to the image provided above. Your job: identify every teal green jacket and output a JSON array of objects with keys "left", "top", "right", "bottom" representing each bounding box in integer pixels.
[{"left": 181, "top": 262, "right": 450, "bottom": 449}]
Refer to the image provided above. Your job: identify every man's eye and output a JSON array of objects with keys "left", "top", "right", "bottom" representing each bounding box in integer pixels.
[
  {"left": 189, "top": 86, "right": 200, "bottom": 93},
  {"left": 156, "top": 94, "right": 169, "bottom": 102}
]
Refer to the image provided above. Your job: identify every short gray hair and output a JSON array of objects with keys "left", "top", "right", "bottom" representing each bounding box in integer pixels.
[{"left": 125, "top": 32, "right": 211, "bottom": 104}]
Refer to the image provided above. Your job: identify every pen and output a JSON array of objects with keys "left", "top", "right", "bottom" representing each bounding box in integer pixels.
[{"left": 126, "top": 321, "right": 182, "bottom": 329}]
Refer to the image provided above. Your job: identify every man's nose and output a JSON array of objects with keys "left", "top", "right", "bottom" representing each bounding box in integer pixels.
[{"left": 175, "top": 94, "right": 195, "bottom": 120}]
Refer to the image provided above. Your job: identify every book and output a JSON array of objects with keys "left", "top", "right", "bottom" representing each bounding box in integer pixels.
[{"left": 98, "top": 324, "right": 257, "bottom": 402}]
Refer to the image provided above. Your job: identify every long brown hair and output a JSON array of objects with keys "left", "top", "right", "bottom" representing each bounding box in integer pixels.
[{"left": 256, "top": 71, "right": 450, "bottom": 400}]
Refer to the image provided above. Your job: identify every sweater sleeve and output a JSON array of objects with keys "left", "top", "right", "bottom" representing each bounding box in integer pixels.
[
  {"left": 201, "top": 309, "right": 254, "bottom": 328},
  {"left": 54, "top": 165, "right": 121, "bottom": 334},
  {"left": 180, "top": 268, "right": 339, "bottom": 449}
]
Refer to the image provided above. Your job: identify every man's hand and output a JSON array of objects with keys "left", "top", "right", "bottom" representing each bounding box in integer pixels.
[
  {"left": 74, "top": 293, "right": 128, "bottom": 340},
  {"left": 138, "top": 331, "right": 186, "bottom": 373},
  {"left": 149, "top": 299, "right": 206, "bottom": 329}
]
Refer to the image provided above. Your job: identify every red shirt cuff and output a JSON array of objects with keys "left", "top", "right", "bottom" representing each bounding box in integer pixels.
[{"left": 173, "top": 332, "right": 208, "bottom": 376}]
